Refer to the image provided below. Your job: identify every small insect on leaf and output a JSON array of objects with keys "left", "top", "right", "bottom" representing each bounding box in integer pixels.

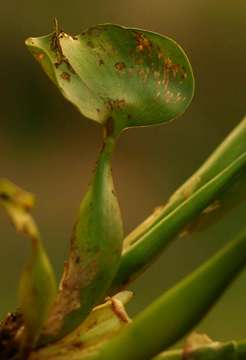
[
  {"left": 32, "top": 291, "right": 132, "bottom": 359},
  {"left": 0, "top": 179, "right": 57, "bottom": 348}
]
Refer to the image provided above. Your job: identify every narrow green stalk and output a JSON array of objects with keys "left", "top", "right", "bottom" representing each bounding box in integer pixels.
[
  {"left": 111, "top": 151, "right": 246, "bottom": 291},
  {"left": 92, "top": 229, "right": 246, "bottom": 360},
  {"left": 124, "top": 117, "right": 246, "bottom": 250}
]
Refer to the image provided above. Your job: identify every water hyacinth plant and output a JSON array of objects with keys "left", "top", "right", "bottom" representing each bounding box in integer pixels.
[{"left": 0, "top": 21, "right": 245, "bottom": 360}]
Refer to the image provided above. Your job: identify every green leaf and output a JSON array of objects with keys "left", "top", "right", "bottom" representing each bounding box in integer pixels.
[
  {"left": 177, "top": 168, "right": 246, "bottom": 238},
  {"left": 68, "top": 290, "right": 132, "bottom": 347},
  {"left": 40, "top": 136, "right": 124, "bottom": 344},
  {"left": 153, "top": 340, "right": 239, "bottom": 360},
  {"left": 91, "top": 229, "right": 246, "bottom": 360},
  {"left": 111, "top": 118, "right": 246, "bottom": 292},
  {"left": 111, "top": 151, "right": 246, "bottom": 291},
  {"left": 176, "top": 334, "right": 237, "bottom": 360},
  {"left": 153, "top": 333, "right": 246, "bottom": 360},
  {"left": 0, "top": 179, "right": 57, "bottom": 347},
  {"left": 26, "top": 23, "right": 194, "bottom": 133},
  {"left": 124, "top": 117, "right": 246, "bottom": 250}
]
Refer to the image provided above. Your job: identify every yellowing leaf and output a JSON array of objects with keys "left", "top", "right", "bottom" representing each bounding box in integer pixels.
[{"left": 0, "top": 179, "right": 57, "bottom": 347}]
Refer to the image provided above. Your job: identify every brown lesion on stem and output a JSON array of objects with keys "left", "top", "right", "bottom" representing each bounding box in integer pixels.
[
  {"left": 106, "top": 99, "right": 126, "bottom": 112},
  {"left": 42, "top": 228, "right": 100, "bottom": 338},
  {"left": 104, "top": 117, "right": 114, "bottom": 138}
]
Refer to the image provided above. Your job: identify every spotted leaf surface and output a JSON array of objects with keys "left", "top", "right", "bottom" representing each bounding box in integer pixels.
[{"left": 26, "top": 24, "right": 194, "bottom": 132}]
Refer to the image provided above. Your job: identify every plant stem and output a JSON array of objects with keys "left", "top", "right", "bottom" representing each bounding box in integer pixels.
[
  {"left": 111, "top": 151, "right": 246, "bottom": 291},
  {"left": 124, "top": 117, "right": 246, "bottom": 249},
  {"left": 93, "top": 229, "right": 246, "bottom": 360},
  {"left": 39, "top": 130, "right": 123, "bottom": 345}
]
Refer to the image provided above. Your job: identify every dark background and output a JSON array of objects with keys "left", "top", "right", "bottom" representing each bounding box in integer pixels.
[{"left": 0, "top": 0, "right": 245, "bottom": 343}]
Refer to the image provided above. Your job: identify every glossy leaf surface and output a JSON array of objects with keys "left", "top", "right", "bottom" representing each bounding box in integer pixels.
[{"left": 26, "top": 24, "right": 194, "bottom": 132}]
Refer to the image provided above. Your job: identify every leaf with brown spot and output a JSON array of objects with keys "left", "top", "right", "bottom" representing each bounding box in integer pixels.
[
  {"left": 40, "top": 135, "right": 124, "bottom": 345},
  {"left": 30, "top": 292, "right": 132, "bottom": 360},
  {"left": 26, "top": 23, "right": 194, "bottom": 134}
]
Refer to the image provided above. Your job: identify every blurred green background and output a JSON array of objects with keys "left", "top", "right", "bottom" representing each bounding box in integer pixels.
[{"left": 0, "top": 0, "right": 245, "bottom": 344}]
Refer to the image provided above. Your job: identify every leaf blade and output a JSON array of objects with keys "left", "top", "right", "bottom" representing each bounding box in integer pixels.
[
  {"left": 124, "top": 117, "right": 246, "bottom": 250},
  {"left": 94, "top": 229, "right": 246, "bottom": 360},
  {"left": 40, "top": 136, "right": 124, "bottom": 344},
  {"left": 26, "top": 24, "right": 194, "bottom": 130},
  {"left": 0, "top": 179, "right": 57, "bottom": 347},
  {"left": 111, "top": 150, "right": 246, "bottom": 291}
]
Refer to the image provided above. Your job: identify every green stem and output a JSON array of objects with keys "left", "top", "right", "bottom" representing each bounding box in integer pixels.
[
  {"left": 111, "top": 151, "right": 246, "bottom": 291},
  {"left": 40, "top": 130, "right": 123, "bottom": 344},
  {"left": 124, "top": 117, "right": 246, "bottom": 249},
  {"left": 92, "top": 229, "right": 246, "bottom": 360}
]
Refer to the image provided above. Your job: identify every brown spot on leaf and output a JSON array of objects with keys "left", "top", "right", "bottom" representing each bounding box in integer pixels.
[
  {"left": 107, "top": 99, "right": 126, "bottom": 111},
  {"left": 114, "top": 62, "right": 126, "bottom": 72},
  {"left": 35, "top": 52, "right": 45, "bottom": 61},
  {"left": 98, "top": 59, "right": 104, "bottom": 65},
  {"left": 43, "top": 248, "right": 100, "bottom": 336},
  {"left": 164, "top": 58, "right": 187, "bottom": 80},
  {"left": 134, "top": 31, "right": 153, "bottom": 54},
  {"left": 164, "top": 57, "right": 173, "bottom": 69},
  {"left": 202, "top": 200, "right": 221, "bottom": 214},
  {"left": 60, "top": 72, "right": 71, "bottom": 82},
  {"left": 171, "top": 64, "right": 180, "bottom": 78}
]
